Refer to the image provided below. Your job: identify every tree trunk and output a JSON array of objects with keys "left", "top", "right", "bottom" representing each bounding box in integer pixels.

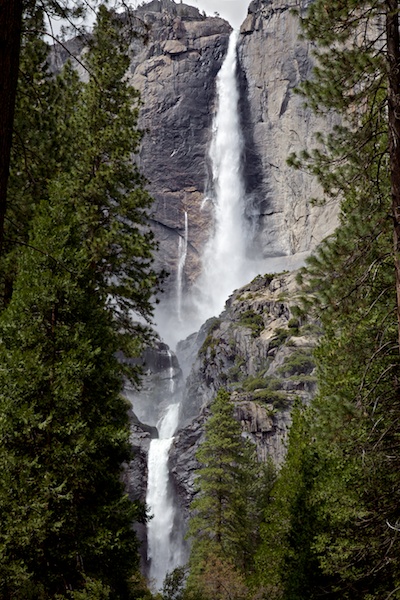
[
  {"left": 386, "top": 0, "right": 400, "bottom": 352},
  {"left": 0, "top": 0, "right": 23, "bottom": 254}
]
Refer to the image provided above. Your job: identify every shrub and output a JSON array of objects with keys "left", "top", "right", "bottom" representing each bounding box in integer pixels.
[
  {"left": 277, "top": 349, "right": 315, "bottom": 377},
  {"left": 269, "top": 328, "right": 290, "bottom": 349},
  {"left": 238, "top": 310, "right": 264, "bottom": 337}
]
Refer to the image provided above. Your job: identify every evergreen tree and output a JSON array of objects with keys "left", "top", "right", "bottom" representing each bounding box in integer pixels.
[
  {"left": 0, "top": 0, "right": 90, "bottom": 252},
  {"left": 58, "top": 3, "right": 159, "bottom": 363},
  {"left": 2, "top": 5, "right": 80, "bottom": 307},
  {"left": 185, "top": 389, "right": 263, "bottom": 600},
  {"left": 289, "top": 0, "right": 400, "bottom": 347},
  {"left": 0, "top": 190, "right": 141, "bottom": 598},
  {"left": 0, "top": 6, "right": 158, "bottom": 598},
  {"left": 261, "top": 2, "right": 400, "bottom": 598}
]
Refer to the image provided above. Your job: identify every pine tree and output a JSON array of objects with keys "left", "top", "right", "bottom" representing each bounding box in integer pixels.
[
  {"left": 0, "top": 0, "right": 90, "bottom": 254},
  {"left": 0, "top": 190, "right": 142, "bottom": 598},
  {"left": 2, "top": 5, "right": 81, "bottom": 308},
  {"left": 267, "top": 2, "right": 400, "bottom": 597},
  {"left": 289, "top": 0, "right": 400, "bottom": 348},
  {"left": 255, "top": 404, "right": 324, "bottom": 600},
  {"left": 185, "top": 389, "right": 262, "bottom": 600},
  {"left": 66, "top": 4, "right": 159, "bottom": 348},
  {"left": 0, "top": 6, "right": 158, "bottom": 598}
]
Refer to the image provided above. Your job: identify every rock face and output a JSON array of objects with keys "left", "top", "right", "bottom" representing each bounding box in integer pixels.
[
  {"left": 49, "top": 1, "right": 339, "bottom": 300},
  {"left": 127, "top": 0, "right": 232, "bottom": 295},
  {"left": 170, "top": 270, "right": 320, "bottom": 523},
  {"left": 237, "top": 0, "right": 338, "bottom": 258},
  {"left": 128, "top": 0, "right": 338, "bottom": 300},
  {"left": 125, "top": 270, "right": 320, "bottom": 546}
]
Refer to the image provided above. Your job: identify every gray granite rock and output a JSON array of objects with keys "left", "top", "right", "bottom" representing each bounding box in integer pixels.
[
  {"left": 127, "top": 2, "right": 232, "bottom": 295},
  {"left": 169, "top": 269, "right": 320, "bottom": 520},
  {"left": 238, "top": 0, "right": 338, "bottom": 259}
]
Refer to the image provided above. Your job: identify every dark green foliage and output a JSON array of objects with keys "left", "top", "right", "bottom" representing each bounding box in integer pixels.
[
  {"left": 162, "top": 566, "right": 187, "bottom": 600},
  {"left": 276, "top": 349, "right": 315, "bottom": 377},
  {"left": 255, "top": 2, "right": 400, "bottom": 599},
  {"left": 268, "top": 328, "right": 290, "bottom": 349},
  {"left": 186, "top": 389, "right": 269, "bottom": 599},
  {"left": 0, "top": 171, "right": 142, "bottom": 599},
  {"left": 255, "top": 405, "right": 321, "bottom": 600},
  {"left": 1, "top": 5, "right": 72, "bottom": 307},
  {"left": 199, "top": 319, "right": 221, "bottom": 358},
  {"left": 0, "top": 5, "right": 158, "bottom": 598},
  {"left": 287, "top": 317, "right": 299, "bottom": 331},
  {"left": 238, "top": 309, "right": 264, "bottom": 337},
  {"left": 242, "top": 374, "right": 281, "bottom": 392},
  {"left": 227, "top": 356, "right": 246, "bottom": 382},
  {"left": 252, "top": 389, "right": 289, "bottom": 409},
  {"left": 64, "top": 5, "right": 158, "bottom": 351}
]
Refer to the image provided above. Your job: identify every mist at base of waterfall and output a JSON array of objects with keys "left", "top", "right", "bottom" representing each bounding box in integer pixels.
[{"left": 154, "top": 252, "right": 309, "bottom": 351}]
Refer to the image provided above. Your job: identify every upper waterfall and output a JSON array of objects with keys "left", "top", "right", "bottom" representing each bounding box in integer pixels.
[
  {"left": 190, "top": 30, "right": 266, "bottom": 329},
  {"left": 194, "top": 30, "right": 248, "bottom": 318},
  {"left": 154, "top": 29, "right": 264, "bottom": 347}
]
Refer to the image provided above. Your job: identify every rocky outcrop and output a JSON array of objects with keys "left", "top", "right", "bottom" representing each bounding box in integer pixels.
[
  {"left": 124, "top": 410, "right": 156, "bottom": 503},
  {"left": 180, "top": 271, "right": 318, "bottom": 428},
  {"left": 170, "top": 269, "right": 320, "bottom": 522},
  {"left": 238, "top": 0, "right": 338, "bottom": 258}
]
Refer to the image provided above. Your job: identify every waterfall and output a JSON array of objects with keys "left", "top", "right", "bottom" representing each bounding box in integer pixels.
[
  {"left": 176, "top": 211, "right": 188, "bottom": 323},
  {"left": 144, "top": 29, "right": 261, "bottom": 590},
  {"left": 193, "top": 29, "right": 255, "bottom": 323},
  {"left": 145, "top": 353, "right": 184, "bottom": 592},
  {"left": 167, "top": 349, "right": 175, "bottom": 395},
  {"left": 154, "top": 29, "right": 264, "bottom": 347}
]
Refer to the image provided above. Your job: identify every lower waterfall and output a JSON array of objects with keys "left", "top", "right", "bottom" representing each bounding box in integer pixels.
[{"left": 146, "top": 403, "right": 181, "bottom": 592}]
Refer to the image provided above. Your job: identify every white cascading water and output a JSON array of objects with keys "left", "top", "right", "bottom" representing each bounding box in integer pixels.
[
  {"left": 155, "top": 30, "right": 263, "bottom": 347},
  {"left": 176, "top": 211, "right": 188, "bottom": 323},
  {"left": 146, "top": 353, "right": 183, "bottom": 592},
  {"left": 193, "top": 29, "right": 255, "bottom": 323},
  {"left": 155, "top": 29, "right": 307, "bottom": 347}
]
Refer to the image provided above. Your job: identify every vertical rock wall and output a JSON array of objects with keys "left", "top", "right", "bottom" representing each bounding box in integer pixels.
[
  {"left": 128, "top": 1, "right": 232, "bottom": 295},
  {"left": 238, "top": 0, "right": 338, "bottom": 258},
  {"left": 131, "top": 0, "right": 338, "bottom": 300}
]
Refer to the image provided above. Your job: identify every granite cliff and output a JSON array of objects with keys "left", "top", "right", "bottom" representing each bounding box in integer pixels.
[
  {"left": 238, "top": 0, "right": 337, "bottom": 257},
  {"left": 50, "top": 0, "right": 338, "bottom": 299},
  {"left": 128, "top": 0, "right": 338, "bottom": 300},
  {"left": 127, "top": 1, "right": 231, "bottom": 294}
]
